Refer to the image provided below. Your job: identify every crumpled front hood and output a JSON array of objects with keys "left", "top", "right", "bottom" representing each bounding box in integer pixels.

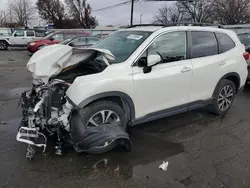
[{"left": 27, "top": 44, "right": 115, "bottom": 84}]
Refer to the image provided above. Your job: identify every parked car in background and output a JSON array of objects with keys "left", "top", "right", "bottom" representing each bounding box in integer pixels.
[
  {"left": 0, "top": 29, "right": 44, "bottom": 50},
  {"left": 237, "top": 33, "right": 250, "bottom": 81},
  {"left": 60, "top": 36, "right": 100, "bottom": 47},
  {"left": 0, "top": 28, "right": 11, "bottom": 37},
  {"left": 27, "top": 30, "right": 91, "bottom": 53},
  {"left": 238, "top": 33, "right": 250, "bottom": 51}
]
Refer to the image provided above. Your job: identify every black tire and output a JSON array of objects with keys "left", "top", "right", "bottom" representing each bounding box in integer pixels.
[
  {"left": 83, "top": 139, "right": 120, "bottom": 155},
  {"left": 79, "top": 100, "right": 127, "bottom": 129},
  {"left": 0, "top": 40, "right": 8, "bottom": 50},
  {"left": 208, "top": 79, "right": 236, "bottom": 115}
]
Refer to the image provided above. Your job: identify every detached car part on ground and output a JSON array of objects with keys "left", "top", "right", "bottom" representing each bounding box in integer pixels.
[{"left": 17, "top": 44, "right": 131, "bottom": 159}]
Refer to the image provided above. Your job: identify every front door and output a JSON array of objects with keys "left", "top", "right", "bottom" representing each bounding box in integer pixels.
[
  {"left": 9, "top": 30, "right": 26, "bottom": 46},
  {"left": 132, "top": 31, "right": 193, "bottom": 118}
]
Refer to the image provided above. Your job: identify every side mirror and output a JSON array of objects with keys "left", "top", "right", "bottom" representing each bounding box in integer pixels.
[
  {"left": 68, "top": 42, "right": 75, "bottom": 47},
  {"left": 142, "top": 54, "right": 161, "bottom": 74},
  {"left": 49, "top": 37, "right": 54, "bottom": 41},
  {"left": 147, "top": 54, "right": 161, "bottom": 67},
  {"left": 14, "top": 33, "right": 17, "bottom": 37}
]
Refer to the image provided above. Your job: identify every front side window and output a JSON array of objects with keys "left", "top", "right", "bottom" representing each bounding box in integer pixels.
[
  {"left": 92, "top": 31, "right": 152, "bottom": 63},
  {"left": 14, "top": 30, "right": 24, "bottom": 37},
  {"left": 191, "top": 31, "right": 218, "bottom": 58},
  {"left": 216, "top": 33, "right": 235, "bottom": 53},
  {"left": 147, "top": 31, "right": 187, "bottom": 63}
]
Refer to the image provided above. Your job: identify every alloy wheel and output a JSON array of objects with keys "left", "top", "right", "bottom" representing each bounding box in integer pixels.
[
  {"left": 217, "top": 85, "right": 234, "bottom": 111},
  {"left": 87, "top": 110, "right": 120, "bottom": 127},
  {"left": 0, "top": 42, "right": 6, "bottom": 50}
]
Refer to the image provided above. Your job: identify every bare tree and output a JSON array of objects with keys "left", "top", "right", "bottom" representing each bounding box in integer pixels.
[
  {"left": 154, "top": 4, "right": 184, "bottom": 24},
  {"left": 65, "top": 0, "right": 98, "bottom": 28},
  {"left": 37, "top": 0, "right": 66, "bottom": 28},
  {"left": 176, "top": 0, "right": 214, "bottom": 23},
  {"left": 0, "top": 11, "right": 5, "bottom": 26},
  {"left": 212, "top": 0, "right": 250, "bottom": 24},
  {"left": 8, "top": 0, "right": 36, "bottom": 26}
]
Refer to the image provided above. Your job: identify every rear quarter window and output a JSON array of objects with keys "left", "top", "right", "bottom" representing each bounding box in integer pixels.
[{"left": 216, "top": 33, "right": 236, "bottom": 53}]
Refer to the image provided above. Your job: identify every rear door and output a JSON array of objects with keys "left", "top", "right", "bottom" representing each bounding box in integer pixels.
[
  {"left": 189, "top": 31, "right": 225, "bottom": 102},
  {"left": 26, "top": 30, "right": 35, "bottom": 43}
]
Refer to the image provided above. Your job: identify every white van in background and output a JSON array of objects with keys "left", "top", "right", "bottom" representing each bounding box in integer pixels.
[{"left": 0, "top": 28, "right": 11, "bottom": 37}]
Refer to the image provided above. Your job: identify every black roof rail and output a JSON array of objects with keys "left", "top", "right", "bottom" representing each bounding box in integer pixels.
[
  {"left": 164, "top": 22, "right": 224, "bottom": 28},
  {"left": 127, "top": 24, "right": 166, "bottom": 28},
  {"left": 128, "top": 22, "right": 224, "bottom": 28}
]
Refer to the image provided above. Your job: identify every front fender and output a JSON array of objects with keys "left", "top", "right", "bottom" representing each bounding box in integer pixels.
[{"left": 0, "top": 39, "right": 10, "bottom": 45}]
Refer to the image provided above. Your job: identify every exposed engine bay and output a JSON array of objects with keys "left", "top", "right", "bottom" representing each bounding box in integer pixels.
[{"left": 17, "top": 45, "right": 131, "bottom": 159}]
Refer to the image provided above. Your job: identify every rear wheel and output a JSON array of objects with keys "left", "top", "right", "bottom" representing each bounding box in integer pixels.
[
  {"left": 0, "top": 41, "right": 8, "bottom": 50},
  {"left": 208, "top": 79, "right": 236, "bottom": 115}
]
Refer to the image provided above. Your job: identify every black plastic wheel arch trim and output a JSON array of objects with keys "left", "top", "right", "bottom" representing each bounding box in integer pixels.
[{"left": 77, "top": 91, "right": 136, "bottom": 120}]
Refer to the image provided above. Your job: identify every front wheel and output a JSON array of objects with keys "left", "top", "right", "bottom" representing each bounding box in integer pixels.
[
  {"left": 0, "top": 41, "right": 8, "bottom": 50},
  {"left": 79, "top": 100, "right": 127, "bottom": 129},
  {"left": 208, "top": 79, "right": 236, "bottom": 115}
]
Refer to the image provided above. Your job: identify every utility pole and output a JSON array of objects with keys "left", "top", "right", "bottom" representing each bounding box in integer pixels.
[
  {"left": 130, "top": 0, "right": 134, "bottom": 26},
  {"left": 140, "top": 14, "right": 143, "bottom": 25}
]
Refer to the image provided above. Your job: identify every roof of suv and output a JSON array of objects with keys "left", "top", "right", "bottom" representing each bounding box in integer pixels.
[{"left": 124, "top": 25, "right": 236, "bottom": 37}]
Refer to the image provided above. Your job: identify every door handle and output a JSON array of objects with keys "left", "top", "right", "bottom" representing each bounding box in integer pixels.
[
  {"left": 181, "top": 67, "right": 191, "bottom": 73},
  {"left": 219, "top": 61, "right": 226, "bottom": 66}
]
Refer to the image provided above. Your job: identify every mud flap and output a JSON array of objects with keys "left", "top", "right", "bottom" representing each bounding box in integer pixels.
[{"left": 70, "top": 111, "right": 132, "bottom": 154}]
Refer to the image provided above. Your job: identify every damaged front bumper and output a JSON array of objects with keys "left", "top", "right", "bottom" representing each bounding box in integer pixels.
[{"left": 17, "top": 80, "right": 131, "bottom": 159}]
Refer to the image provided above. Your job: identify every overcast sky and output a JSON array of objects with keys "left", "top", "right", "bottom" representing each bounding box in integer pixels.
[{"left": 0, "top": 0, "right": 168, "bottom": 26}]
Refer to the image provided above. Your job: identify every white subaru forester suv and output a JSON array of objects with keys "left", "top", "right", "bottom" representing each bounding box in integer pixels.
[{"left": 24, "top": 24, "right": 249, "bottom": 130}]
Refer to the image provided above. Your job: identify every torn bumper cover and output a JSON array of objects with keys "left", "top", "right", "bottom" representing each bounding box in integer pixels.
[
  {"left": 70, "top": 111, "right": 131, "bottom": 154},
  {"left": 17, "top": 84, "right": 131, "bottom": 158}
]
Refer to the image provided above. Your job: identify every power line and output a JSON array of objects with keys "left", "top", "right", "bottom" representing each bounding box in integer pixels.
[{"left": 93, "top": 1, "right": 132, "bottom": 12}]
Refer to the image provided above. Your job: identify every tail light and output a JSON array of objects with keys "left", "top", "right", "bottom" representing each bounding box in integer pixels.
[{"left": 243, "top": 52, "right": 249, "bottom": 61}]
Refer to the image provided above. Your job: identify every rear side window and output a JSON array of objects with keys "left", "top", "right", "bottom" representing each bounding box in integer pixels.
[
  {"left": 191, "top": 31, "right": 218, "bottom": 58},
  {"left": 216, "top": 33, "right": 235, "bottom": 53},
  {"left": 26, "top": 31, "right": 34, "bottom": 37}
]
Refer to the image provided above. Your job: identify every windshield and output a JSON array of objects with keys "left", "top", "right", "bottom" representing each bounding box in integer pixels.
[
  {"left": 60, "top": 38, "right": 73, "bottom": 45},
  {"left": 92, "top": 30, "right": 152, "bottom": 63},
  {"left": 238, "top": 33, "right": 250, "bottom": 46}
]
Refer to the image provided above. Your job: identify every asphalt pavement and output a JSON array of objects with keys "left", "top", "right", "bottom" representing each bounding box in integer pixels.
[{"left": 1, "top": 50, "right": 250, "bottom": 188}]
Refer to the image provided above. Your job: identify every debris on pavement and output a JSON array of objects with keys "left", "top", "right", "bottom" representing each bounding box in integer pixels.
[
  {"left": 159, "top": 161, "right": 169, "bottom": 171},
  {"left": 0, "top": 121, "right": 7, "bottom": 125}
]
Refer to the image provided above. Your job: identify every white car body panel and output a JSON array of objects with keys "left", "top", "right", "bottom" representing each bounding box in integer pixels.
[
  {"left": 132, "top": 59, "right": 192, "bottom": 118},
  {"left": 29, "top": 26, "right": 248, "bottom": 121},
  {"left": 66, "top": 62, "right": 134, "bottom": 106}
]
